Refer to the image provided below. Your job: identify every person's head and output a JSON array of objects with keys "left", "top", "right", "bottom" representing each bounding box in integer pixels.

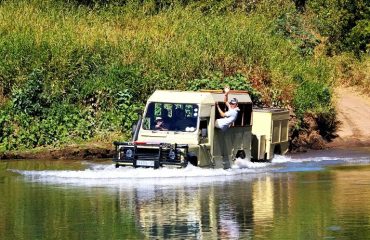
[
  {"left": 229, "top": 98, "right": 238, "bottom": 108},
  {"left": 155, "top": 116, "right": 163, "bottom": 124}
]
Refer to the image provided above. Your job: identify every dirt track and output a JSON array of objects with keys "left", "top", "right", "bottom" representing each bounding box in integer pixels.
[{"left": 329, "top": 87, "right": 370, "bottom": 147}]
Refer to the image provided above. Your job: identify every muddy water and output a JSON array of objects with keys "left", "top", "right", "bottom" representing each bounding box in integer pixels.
[{"left": 1, "top": 148, "right": 370, "bottom": 240}]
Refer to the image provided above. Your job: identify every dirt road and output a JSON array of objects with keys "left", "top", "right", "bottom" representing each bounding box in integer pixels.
[{"left": 329, "top": 87, "right": 370, "bottom": 147}]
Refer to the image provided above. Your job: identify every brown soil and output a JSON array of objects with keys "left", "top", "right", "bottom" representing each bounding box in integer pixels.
[{"left": 328, "top": 87, "right": 370, "bottom": 148}]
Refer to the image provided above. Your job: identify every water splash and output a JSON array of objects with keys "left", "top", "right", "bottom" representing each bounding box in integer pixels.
[
  {"left": 10, "top": 157, "right": 283, "bottom": 187},
  {"left": 10, "top": 152, "right": 370, "bottom": 187}
]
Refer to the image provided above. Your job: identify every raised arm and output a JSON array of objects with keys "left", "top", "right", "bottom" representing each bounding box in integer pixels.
[
  {"left": 217, "top": 86, "right": 231, "bottom": 117},
  {"left": 224, "top": 86, "right": 230, "bottom": 109}
]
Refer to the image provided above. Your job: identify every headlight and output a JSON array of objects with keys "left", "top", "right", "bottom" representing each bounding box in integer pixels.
[
  {"left": 125, "top": 149, "right": 133, "bottom": 158},
  {"left": 168, "top": 149, "right": 176, "bottom": 160}
]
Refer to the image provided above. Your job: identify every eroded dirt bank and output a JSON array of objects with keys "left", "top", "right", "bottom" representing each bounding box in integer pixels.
[{"left": 328, "top": 87, "right": 370, "bottom": 148}]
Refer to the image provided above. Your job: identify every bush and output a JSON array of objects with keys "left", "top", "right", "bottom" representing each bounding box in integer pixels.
[
  {"left": 274, "top": 12, "right": 320, "bottom": 56},
  {"left": 187, "top": 73, "right": 263, "bottom": 105},
  {"left": 293, "top": 79, "right": 332, "bottom": 118},
  {"left": 306, "top": 0, "right": 370, "bottom": 55},
  {"left": 0, "top": 0, "right": 335, "bottom": 151},
  {"left": 11, "top": 69, "right": 49, "bottom": 116}
]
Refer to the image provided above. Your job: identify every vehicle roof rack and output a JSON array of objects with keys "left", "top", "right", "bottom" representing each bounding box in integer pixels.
[{"left": 200, "top": 89, "right": 248, "bottom": 94}]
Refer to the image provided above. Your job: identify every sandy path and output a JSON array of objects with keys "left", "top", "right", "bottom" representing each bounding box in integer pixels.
[{"left": 329, "top": 87, "right": 370, "bottom": 147}]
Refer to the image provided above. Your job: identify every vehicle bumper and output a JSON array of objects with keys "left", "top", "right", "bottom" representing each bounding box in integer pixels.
[{"left": 113, "top": 141, "right": 188, "bottom": 168}]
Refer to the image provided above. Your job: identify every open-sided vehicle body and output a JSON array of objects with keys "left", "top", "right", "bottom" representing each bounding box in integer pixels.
[{"left": 113, "top": 90, "right": 289, "bottom": 169}]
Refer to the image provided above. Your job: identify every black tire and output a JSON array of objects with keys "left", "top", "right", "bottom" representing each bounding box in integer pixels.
[
  {"left": 115, "top": 163, "right": 120, "bottom": 168},
  {"left": 274, "top": 145, "right": 282, "bottom": 154},
  {"left": 154, "top": 160, "right": 160, "bottom": 169},
  {"left": 188, "top": 156, "right": 198, "bottom": 166},
  {"left": 236, "top": 150, "right": 246, "bottom": 159},
  {"left": 181, "top": 160, "right": 189, "bottom": 168}
]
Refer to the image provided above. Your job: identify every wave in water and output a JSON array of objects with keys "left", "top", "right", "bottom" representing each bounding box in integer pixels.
[{"left": 10, "top": 154, "right": 370, "bottom": 187}]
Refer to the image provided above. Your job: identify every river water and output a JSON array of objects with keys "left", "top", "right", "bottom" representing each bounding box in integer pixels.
[{"left": 1, "top": 148, "right": 370, "bottom": 240}]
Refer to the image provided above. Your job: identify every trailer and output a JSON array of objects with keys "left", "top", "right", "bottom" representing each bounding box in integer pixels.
[{"left": 251, "top": 108, "right": 289, "bottom": 161}]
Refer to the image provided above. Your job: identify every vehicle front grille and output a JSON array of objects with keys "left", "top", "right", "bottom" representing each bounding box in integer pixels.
[
  {"left": 135, "top": 147, "right": 160, "bottom": 161},
  {"left": 135, "top": 147, "right": 177, "bottom": 162}
]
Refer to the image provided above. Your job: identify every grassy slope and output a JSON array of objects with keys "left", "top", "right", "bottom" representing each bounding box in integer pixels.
[{"left": 0, "top": 0, "right": 334, "bottom": 152}]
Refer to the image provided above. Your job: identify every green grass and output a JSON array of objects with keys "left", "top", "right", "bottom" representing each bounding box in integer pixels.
[{"left": 0, "top": 0, "right": 335, "bottom": 150}]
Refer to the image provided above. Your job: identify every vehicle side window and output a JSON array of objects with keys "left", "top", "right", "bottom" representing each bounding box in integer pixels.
[
  {"left": 214, "top": 102, "right": 252, "bottom": 127},
  {"left": 234, "top": 103, "right": 252, "bottom": 126},
  {"left": 215, "top": 102, "right": 226, "bottom": 119}
]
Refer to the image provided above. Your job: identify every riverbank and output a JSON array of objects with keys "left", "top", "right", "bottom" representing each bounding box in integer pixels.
[
  {"left": 1, "top": 86, "right": 369, "bottom": 161},
  {"left": 2, "top": 138, "right": 369, "bottom": 161},
  {"left": 0, "top": 142, "right": 114, "bottom": 160}
]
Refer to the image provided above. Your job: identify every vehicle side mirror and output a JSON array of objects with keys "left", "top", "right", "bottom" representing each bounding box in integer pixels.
[
  {"left": 131, "top": 124, "right": 137, "bottom": 136},
  {"left": 135, "top": 109, "right": 143, "bottom": 116},
  {"left": 199, "top": 119, "right": 208, "bottom": 138}
]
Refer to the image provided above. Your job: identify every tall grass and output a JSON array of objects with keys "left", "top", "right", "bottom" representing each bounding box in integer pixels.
[
  {"left": 332, "top": 53, "right": 370, "bottom": 94},
  {"left": 1, "top": 0, "right": 330, "bottom": 84},
  {"left": 0, "top": 0, "right": 334, "bottom": 150}
]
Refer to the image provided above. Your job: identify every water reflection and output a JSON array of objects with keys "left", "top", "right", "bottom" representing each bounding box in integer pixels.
[
  {"left": 114, "top": 174, "right": 286, "bottom": 239},
  {"left": 1, "top": 152, "right": 370, "bottom": 239},
  {"left": 331, "top": 166, "right": 370, "bottom": 239}
]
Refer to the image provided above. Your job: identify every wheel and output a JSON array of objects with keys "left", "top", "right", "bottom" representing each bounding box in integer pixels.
[
  {"left": 154, "top": 160, "right": 160, "bottom": 169},
  {"left": 188, "top": 155, "right": 198, "bottom": 166},
  {"left": 236, "top": 150, "right": 246, "bottom": 159},
  {"left": 274, "top": 145, "right": 282, "bottom": 154},
  {"left": 115, "top": 163, "right": 120, "bottom": 168},
  {"left": 181, "top": 160, "right": 188, "bottom": 168}
]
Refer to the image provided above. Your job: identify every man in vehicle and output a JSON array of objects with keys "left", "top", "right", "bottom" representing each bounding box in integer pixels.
[
  {"left": 215, "top": 87, "right": 240, "bottom": 131},
  {"left": 154, "top": 117, "right": 169, "bottom": 131}
]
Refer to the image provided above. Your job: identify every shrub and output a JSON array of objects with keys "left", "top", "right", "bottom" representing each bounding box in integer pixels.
[
  {"left": 306, "top": 0, "right": 370, "bottom": 55},
  {"left": 274, "top": 12, "right": 320, "bottom": 56},
  {"left": 11, "top": 68, "right": 49, "bottom": 116},
  {"left": 293, "top": 79, "right": 331, "bottom": 118},
  {"left": 187, "top": 73, "right": 263, "bottom": 105},
  {"left": 0, "top": 0, "right": 335, "bottom": 151}
]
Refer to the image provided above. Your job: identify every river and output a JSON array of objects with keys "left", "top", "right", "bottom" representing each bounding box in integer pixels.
[{"left": 1, "top": 147, "right": 370, "bottom": 240}]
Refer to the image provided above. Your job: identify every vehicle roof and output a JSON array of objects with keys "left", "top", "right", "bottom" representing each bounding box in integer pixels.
[{"left": 148, "top": 90, "right": 252, "bottom": 104}]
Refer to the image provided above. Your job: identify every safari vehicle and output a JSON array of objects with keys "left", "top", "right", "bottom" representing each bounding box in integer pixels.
[{"left": 113, "top": 90, "right": 289, "bottom": 169}]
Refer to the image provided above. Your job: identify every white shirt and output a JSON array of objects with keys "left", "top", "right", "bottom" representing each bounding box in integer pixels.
[{"left": 216, "top": 107, "right": 239, "bottom": 131}]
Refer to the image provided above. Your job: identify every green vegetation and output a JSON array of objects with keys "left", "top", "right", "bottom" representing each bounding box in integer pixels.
[{"left": 0, "top": 0, "right": 368, "bottom": 151}]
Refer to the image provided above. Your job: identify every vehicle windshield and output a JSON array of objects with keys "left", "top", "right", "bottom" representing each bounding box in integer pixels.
[{"left": 143, "top": 102, "right": 199, "bottom": 132}]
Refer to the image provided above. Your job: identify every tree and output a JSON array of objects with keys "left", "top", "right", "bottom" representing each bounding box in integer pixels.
[{"left": 307, "top": 0, "right": 370, "bottom": 55}]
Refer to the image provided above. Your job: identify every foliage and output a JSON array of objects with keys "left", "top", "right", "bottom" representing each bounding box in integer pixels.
[
  {"left": 306, "top": 0, "right": 370, "bottom": 55},
  {"left": 98, "top": 89, "right": 143, "bottom": 132},
  {"left": 315, "top": 108, "right": 338, "bottom": 141},
  {"left": 274, "top": 12, "right": 320, "bottom": 56},
  {"left": 292, "top": 78, "right": 331, "bottom": 118},
  {"left": 187, "top": 74, "right": 263, "bottom": 105},
  {"left": 11, "top": 69, "right": 49, "bottom": 116},
  {"left": 0, "top": 0, "right": 340, "bottom": 151},
  {"left": 0, "top": 104, "right": 93, "bottom": 150},
  {"left": 347, "top": 19, "right": 370, "bottom": 55}
]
